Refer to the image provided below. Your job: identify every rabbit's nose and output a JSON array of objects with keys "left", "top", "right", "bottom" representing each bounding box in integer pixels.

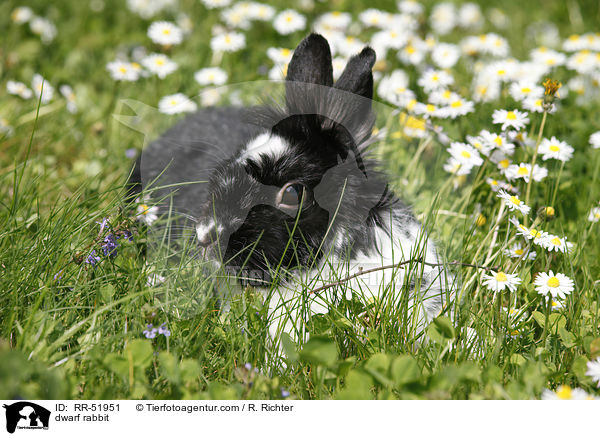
[{"left": 196, "top": 221, "right": 221, "bottom": 247}]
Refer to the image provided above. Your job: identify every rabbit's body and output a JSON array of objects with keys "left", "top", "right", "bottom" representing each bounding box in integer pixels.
[{"left": 133, "top": 34, "right": 452, "bottom": 346}]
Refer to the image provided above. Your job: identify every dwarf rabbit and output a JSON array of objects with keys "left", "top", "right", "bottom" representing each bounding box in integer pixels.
[{"left": 130, "top": 33, "right": 452, "bottom": 344}]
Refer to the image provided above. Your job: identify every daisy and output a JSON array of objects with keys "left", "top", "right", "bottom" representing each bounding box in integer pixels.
[
  {"left": 480, "top": 130, "right": 515, "bottom": 155},
  {"left": 371, "top": 29, "right": 409, "bottom": 51},
  {"left": 127, "top": 0, "right": 174, "bottom": 18},
  {"left": 492, "top": 109, "right": 529, "bottom": 131},
  {"left": 448, "top": 142, "right": 483, "bottom": 167},
  {"left": 589, "top": 131, "right": 600, "bottom": 149},
  {"left": 31, "top": 74, "right": 54, "bottom": 104},
  {"left": 439, "top": 97, "right": 474, "bottom": 119},
  {"left": 6, "top": 80, "right": 33, "bottom": 99},
  {"left": 221, "top": 7, "right": 251, "bottom": 30},
  {"left": 210, "top": 32, "right": 246, "bottom": 52},
  {"left": 200, "top": 0, "right": 232, "bottom": 9},
  {"left": 136, "top": 198, "right": 159, "bottom": 225},
  {"left": 539, "top": 137, "right": 574, "bottom": 162},
  {"left": 315, "top": 11, "right": 352, "bottom": 32},
  {"left": 398, "top": 0, "right": 424, "bottom": 15},
  {"left": 147, "top": 21, "right": 183, "bottom": 46},
  {"left": 498, "top": 190, "right": 531, "bottom": 215},
  {"left": 273, "top": 9, "right": 306, "bottom": 35},
  {"left": 359, "top": 9, "right": 390, "bottom": 28},
  {"left": 541, "top": 234, "right": 572, "bottom": 253},
  {"left": 534, "top": 271, "right": 574, "bottom": 299},
  {"left": 431, "top": 43, "right": 461, "bottom": 69},
  {"left": 586, "top": 358, "right": 600, "bottom": 388},
  {"left": 398, "top": 39, "right": 427, "bottom": 65},
  {"left": 194, "top": 67, "right": 228, "bottom": 86},
  {"left": 588, "top": 207, "right": 600, "bottom": 223},
  {"left": 522, "top": 96, "right": 556, "bottom": 114},
  {"left": 542, "top": 386, "right": 596, "bottom": 400},
  {"left": 509, "top": 81, "right": 544, "bottom": 102},
  {"left": 443, "top": 157, "right": 473, "bottom": 176},
  {"left": 106, "top": 60, "right": 141, "bottom": 81},
  {"left": 430, "top": 2, "right": 456, "bottom": 35},
  {"left": 457, "top": 3, "right": 483, "bottom": 29},
  {"left": 504, "top": 243, "right": 536, "bottom": 260},
  {"left": 510, "top": 217, "right": 547, "bottom": 244},
  {"left": 332, "top": 57, "right": 346, "bottom": 80},
  {"left": 506, "top": 162, "right": 548, "bottom": 183},
  {"left": 266, "top": 47, "right": 293, "bottom": 65},
  {"left": 158, "top": 93, "right": 198, "bottom": 115},
  {"left": 29, "top": 17, "right": 57, "bottom": 43},
  {"left": 417, "top": 69, "right": 454, "bottom": 93},
  {"left": 248, "top": 3, "right": 275, "bottom": 21},
  {"left": 141, "top": 53, "right": 178, "bottom": 79},
  {"left": 59, "top": 84, "right": 77, "bottom": 113},
  {"left": 548, "top": 297, "right": 565, "bottom": 311},
  {"left": 481, "top": 270, "right": 522, "bottom": 293},
  {"left": 11, "top": 6, "right": 33, "bottom": 24},
  {"left": 467, "top": 134, "right": 493, "bottom": 156}
]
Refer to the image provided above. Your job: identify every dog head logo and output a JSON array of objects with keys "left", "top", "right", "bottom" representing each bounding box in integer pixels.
[{"left": 3, "top": 402, "right": 50, "bottom": 433}]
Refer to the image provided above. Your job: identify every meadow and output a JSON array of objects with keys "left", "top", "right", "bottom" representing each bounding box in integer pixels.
[{"left": 1, "top": 0, "right": 600, "bottom": 400}]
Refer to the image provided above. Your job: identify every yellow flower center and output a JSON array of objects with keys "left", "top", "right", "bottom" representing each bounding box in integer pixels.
[
  {"left": 506, "top": 111, "right": 517, "bottom": 120},
  {"left": 494, "top": 136, "right": 503, "bottom": 146},
  {"left": 140, "top": 204, "right": 150, "bottom": 214},
  {"left": 521, "top": 87, "right": 531, "bottom": 93},
  {"left": 432, "top": 74, "right": 439, "bottom": 82},
  {"left": 497, "top": 69, "right": 506, "bottom": 76},
  {"left": 514, "top": 248, "right": 524, "bottom": 255},
  {"left": 517, "top": 167, "right": 529, "bottom": 176},
  {"left": 510, "top": 196, "right": 521, "bottom": 205},
  {"left": 496, "top": 272, "right": 508, "bottom": 282},
  {"left": 556, "top": 386, "right": 572, "bottom": 399},
  {"left": 285, "top": 15, "right": 293, "bottom": 22},
  {"left": 549, "top": 145, "right": 560, "bottom": 152},
  {"left": 461, "top": 150, "right": 471, "bottom": 158},
  {"left": 155, "top": 58, "right": 165, "bottom": 66},
  {"left": 451, "top": 100, "right": 463, "bottom": 108},
  {"left": 550, "top": 237, "right": 562, "bottom": 246},
  {"left": 545, "top": 206, "right": 555, "bottom": 216},
  {"left": 281, "top": 48, "right": 291, "bottom": 56},
  {"left": 406, "top": 45, "right": 415, "bottom": 54},
  {"left": 547, "top": 277, "right": 560, "bottom": 288},
  {"left": 426, "top": 104, "right": 436, "bottom": 112},
  {"left": 443, "top": 90, "right": 452, "bottom": 99},
  {"left": 162, "top": 28, "right": 171, "bottom": 35},
  {"left": 225, "top": 35, "right": 232, "bottom": 44},
  {"left": 118, "top": 66, "right": 128, "bottom": 73},
  {"left": 499, "top": 159, "right": 510, "bottom": 169},
  {"left": 475, "top": 214, "right": 486, "bottom": 226},
  {"left": 529, "top": 228, "right": 541, "bottom": 238}
]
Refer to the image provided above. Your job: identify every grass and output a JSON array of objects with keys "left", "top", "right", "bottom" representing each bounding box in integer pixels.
[{"left": 1, "top": 0, "right": 600, "bottom": 400}]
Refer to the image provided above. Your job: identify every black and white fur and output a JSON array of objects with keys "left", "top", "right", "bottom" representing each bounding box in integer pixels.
[{"left": 131, "top": 34, "right": 452, "bottom": 342}]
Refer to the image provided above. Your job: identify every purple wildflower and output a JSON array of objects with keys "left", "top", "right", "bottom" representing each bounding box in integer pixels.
[
  {"left": 158, "top": 323, "right": 171, "bottom": 337},
  {"left": 143, "top": 324, "right": 157, "bottom": 339},
  {"left": 125, "top": 148, "right": 137, "bottom": 159},
  {"left": 280, "top": 388, "right": 290, "bottom": 398},
  {"left": 53, "top": 270, "right": 64, "bottom": 282},
  {"left": 101, "top": 234, "right": 118, "bottom": 257},
  {"left": 121, "top": 230, "right": 134, "bottom": 241},
  {"left": 96, "top": 217, "right": 109, "bottom": 232},
  {"left": 85, "top": 250, "right": 101, "bottom": 267},
  {"left": 244, "top": 363, "right": 252, "bottom": 371}
]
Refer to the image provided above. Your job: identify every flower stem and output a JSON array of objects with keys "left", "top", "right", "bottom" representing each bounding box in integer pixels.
[
  {"left": 541, "top": 295, "right": 552, "bottom": 344},
  {"left": 524, "top": 109, "right": 548, "bottom": 224}
]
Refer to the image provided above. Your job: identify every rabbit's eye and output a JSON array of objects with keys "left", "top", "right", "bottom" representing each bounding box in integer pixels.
[{"left": 276, "top": 182, "right": 307, "bottom": 212}]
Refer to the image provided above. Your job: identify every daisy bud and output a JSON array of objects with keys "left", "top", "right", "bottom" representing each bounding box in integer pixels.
[
  {"left": 475, "top": 213, "right": 487, "bottom": 227},
  {"left": 538, "top": 206, "right": 556, "bottom": 221}
]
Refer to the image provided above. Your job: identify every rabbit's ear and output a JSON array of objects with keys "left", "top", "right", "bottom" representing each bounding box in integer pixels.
[
  {"left": 334, "top": 47, "right": 376, "bottom": 99},
  {"left": 286, "top": 33, "right": 333, "bottom": 87}
]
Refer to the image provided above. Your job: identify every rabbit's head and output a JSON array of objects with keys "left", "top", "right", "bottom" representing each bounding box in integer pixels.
[{"left": 196, "top": 34, "right": 391, "bottom": 285}]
